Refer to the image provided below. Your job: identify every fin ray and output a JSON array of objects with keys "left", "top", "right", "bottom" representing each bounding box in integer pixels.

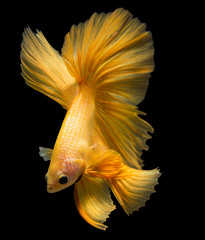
[
  {"left": 39, "top": 147, "right": 53, "bottom": 161},
  {"left": 108, "top": 168, "right": 161, "bottom": 215},
  {"left": 74, "top": 175, "right": 116, "bottom": 230},
  {"left": 21, "top": 27, "right": 78, "bottom": 109},
  {"left": 85, "top": 147, "right": 161, "bottom": 215},
  {"left": 62, "top": 8, "right": 154, "bottom": 168}
]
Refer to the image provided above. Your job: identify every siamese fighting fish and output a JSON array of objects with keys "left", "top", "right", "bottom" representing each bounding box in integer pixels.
[{"left": 20, "top": 8, "right": 161, "bottom": 230}]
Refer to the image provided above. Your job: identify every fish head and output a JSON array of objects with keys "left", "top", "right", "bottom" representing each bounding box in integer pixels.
[{"left": 45, "top": 159, "right": 86, "bottom": 193}]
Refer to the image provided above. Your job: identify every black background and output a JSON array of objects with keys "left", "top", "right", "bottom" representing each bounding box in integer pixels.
[{"left": 5, "top": 0, "right": 187, "bottom": 237}]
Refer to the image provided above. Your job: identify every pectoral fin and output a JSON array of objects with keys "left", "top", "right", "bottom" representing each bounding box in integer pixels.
[
  {"left": 39, "top": 147, "right": 53, "bottom": 161},
  {"left": 74, "top": 175, "right": 116, "bottom": 230}
]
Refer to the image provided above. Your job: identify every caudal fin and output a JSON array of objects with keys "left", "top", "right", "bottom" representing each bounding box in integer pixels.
[{"left": 62, "top": 8, "right": 154, "bottom": 169}]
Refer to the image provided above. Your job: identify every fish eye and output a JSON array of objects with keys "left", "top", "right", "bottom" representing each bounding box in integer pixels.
[{"left": 58, "top": 174, "right": 68, "bottom": 185}]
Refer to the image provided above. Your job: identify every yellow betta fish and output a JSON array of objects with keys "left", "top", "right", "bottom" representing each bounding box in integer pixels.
[{"left": 20, "top": 8, "right": 161, "bottom": 230}]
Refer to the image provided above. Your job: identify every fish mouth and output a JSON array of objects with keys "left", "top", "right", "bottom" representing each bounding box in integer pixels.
[{"left": 47, "top": 185, "right": 55, "bottom": 193}]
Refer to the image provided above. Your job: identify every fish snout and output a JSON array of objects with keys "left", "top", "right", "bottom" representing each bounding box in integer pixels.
[{"left": 47, "top": 185, "right": 54, "bottom": 193}]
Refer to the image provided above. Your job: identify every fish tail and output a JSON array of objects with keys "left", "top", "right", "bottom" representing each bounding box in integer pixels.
[
  {"left": 20, "top": 27, "right": 78, "bottom": 109},
  {"left": 62, "top": 8, "right": 155, "bottom": 168}
]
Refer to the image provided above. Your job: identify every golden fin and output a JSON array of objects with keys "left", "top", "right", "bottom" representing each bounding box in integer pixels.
[
  {"left": 74, "top": 175, "right": 116, "bottom": 230},
  {"left": 108, "top": 168, "right": 161, "bottom": 215},
  {"left": 62, "top": 8, "right": 154, "bottom": 168},
  {"left": 85, "top": 148, "right": 161, "bottom": 215},
  {"left": 20, "top": 27, "right": 78, "bottom": 109},
  {"left": 85, "top": 148, "right": 126, "bottom": 178}
]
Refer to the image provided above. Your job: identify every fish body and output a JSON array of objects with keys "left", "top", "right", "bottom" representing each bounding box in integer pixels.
[
  {"left": 21, "top": 8, "right": 161, "bottom": 230},
  {"left": 47, "top": 86, "right": 95, "bottom": 192}
]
